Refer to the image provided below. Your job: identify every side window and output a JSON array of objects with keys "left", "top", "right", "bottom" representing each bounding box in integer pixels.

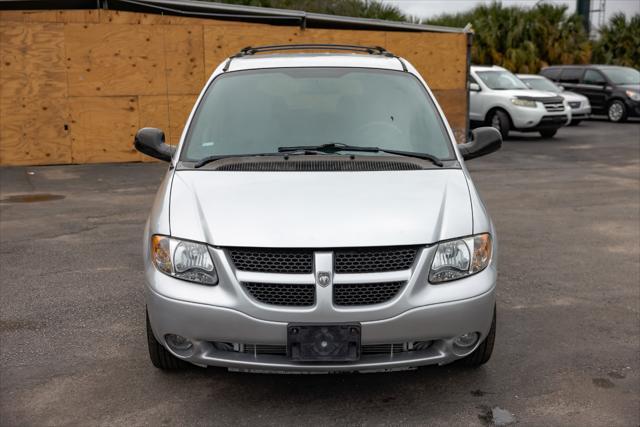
[
  {"left": 584, "top": 69, "right": 606, "bottom": 85},
  {"left": 541, "top": 68, "right": 561, "bottom": 81},
  {"left": 559, "top": 68, "right": 583, "bottom": 84}
]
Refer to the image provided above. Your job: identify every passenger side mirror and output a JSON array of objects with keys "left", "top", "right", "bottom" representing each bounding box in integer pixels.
[
  {"left": 134, "top": 128, "right": 176, "bottom": 162},
  {"left": 459, "top": 127, "right": 502, "bottom": 161},
  {"left": 469, "top": 82, "right": 481, "bottom": 92}
]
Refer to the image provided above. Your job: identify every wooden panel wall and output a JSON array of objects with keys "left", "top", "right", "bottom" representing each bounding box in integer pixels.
[{"left": 0, "top": 9, "right": 468, "bottom": 166}]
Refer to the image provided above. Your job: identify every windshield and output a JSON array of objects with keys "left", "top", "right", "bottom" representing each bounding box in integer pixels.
[
  {"left": 476, "top": 70, "right": 529, "bottom": 90},
  {"left": 521, "top": 77, "right": 560, "bottom": 93},
  {"left": 600, "top": 67, "right": 640, "bottom": 85},
  {"left": 181, "top": 68, "right": 454, "bottom": 162}
]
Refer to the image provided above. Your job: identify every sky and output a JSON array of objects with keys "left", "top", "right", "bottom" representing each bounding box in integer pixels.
[{"left": 381, "top": 0, "right": 640, "bottom": 28}]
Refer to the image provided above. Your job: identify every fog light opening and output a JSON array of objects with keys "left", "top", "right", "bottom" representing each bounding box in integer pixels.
[
  {"left": 165, "top": 334, "right": 194, "bottom": 354},
  {"left": 453, "top": 332, "right": 479, "bottom": 349}
]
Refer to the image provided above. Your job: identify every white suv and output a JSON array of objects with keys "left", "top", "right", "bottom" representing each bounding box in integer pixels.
[{"left": 470, "top": 65, "right": 570, "bottom": 139}]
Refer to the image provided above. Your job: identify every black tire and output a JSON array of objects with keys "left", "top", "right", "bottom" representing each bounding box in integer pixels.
[
  {"left": 460, "top": 307, "right": 496, "bottom": 367},
  {"left": 569, "top": 119, "right": 581, "bottom": 126},
  {"left": 487, "top": 109, "right": 510, "bottom": 140},
  {"left": 146, "top": 311, "right": 188, "bottom": 370},
  {"left": 608, "top": 100, "right": 628, "bottom": 123},
  {"left": 539, "top": 129, "right": 557, "bottom": 138}
]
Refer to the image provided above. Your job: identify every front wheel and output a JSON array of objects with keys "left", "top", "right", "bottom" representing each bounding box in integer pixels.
[
  {"left": 608, "top": 100, "right": 628, "bottom": 123},
  {"left": 539, "top": 129, "right": 557, "bottom": 138},
  {"left": 460, "top": 307, "right": 496, "bottom": 367},
  {"left": 488, "top": 110, "right": 510, "bottom": 140}
]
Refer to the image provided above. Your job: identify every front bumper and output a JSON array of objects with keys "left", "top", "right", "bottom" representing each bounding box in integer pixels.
[
  {"left": 570, "top": 105, "right": 591, "bottom": 120},
  {"left": 147, "top": 286, "right": 496, "bottom": 372}
]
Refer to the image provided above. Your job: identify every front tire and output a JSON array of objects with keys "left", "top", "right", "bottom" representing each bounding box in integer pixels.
[
  {"left": 488, "top": 110, "right": 510, "bottom": 140},
  {"left": 539, "top": 129, "right": 557, "bottom": 138},
  {"left": 460, "top": 307, "right": 496, "bottom": 367},
  {"left": 147, "top": 310, "right": 188, "bottom": 370},
  {"left": 608, "top": 100, "right": 628, "bottom": 123}
]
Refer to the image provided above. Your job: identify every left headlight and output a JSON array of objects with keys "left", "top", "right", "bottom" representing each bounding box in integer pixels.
[
  {"left": 429, "top": 233, "right": 492, "bottom": 284},
  {"left": 511, "top": 97, "right": 537, "bottom": 108},
  {"left": 151, "top": 235, "right": 218, "bottom": 285},
  {"left": 626, "top": 90, "right": 640, "bottom": 101}
]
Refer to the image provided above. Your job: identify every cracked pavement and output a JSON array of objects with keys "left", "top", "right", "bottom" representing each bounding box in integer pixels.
[{"left": 1, "top": 119, "right": 639, "bottom": 426}]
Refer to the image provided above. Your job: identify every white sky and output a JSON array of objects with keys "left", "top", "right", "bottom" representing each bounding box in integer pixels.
[{"left": 381, "top": 0, "right": 640, "bottom": 28}]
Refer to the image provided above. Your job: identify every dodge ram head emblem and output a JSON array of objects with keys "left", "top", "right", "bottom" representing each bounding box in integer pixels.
[{"left": 317, "top": 272, "right": 331, "bottom": 287}]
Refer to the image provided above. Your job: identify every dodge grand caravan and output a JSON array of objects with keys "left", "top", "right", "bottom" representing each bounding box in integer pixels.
[{"left": 135, "top": 45, "right": 502, "bottom": 373}]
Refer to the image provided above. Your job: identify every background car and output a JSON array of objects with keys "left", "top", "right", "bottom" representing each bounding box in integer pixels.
[
  {"left": 518, "top": 74, "right": 591, "bottom": 126},
  {"left": 469, "top": 65, "right": 570, "bottom": 139},
  {"left": 540, "top": 65, "right": 640, "bottom": 123}
]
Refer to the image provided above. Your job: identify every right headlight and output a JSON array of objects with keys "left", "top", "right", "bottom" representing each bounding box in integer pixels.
[
  {"left": 429, "top": 233, "right": 492, "bottom": 284},
  {"left": 151, "top": 235, "right": 218, "bottom": 285},
  {"left": 511, "top": 98, "right": 537, "bottom": 108}
]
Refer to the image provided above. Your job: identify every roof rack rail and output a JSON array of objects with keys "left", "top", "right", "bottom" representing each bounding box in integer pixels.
[{"left": 223, "top": 43, "right": 407, "bottom": 72}]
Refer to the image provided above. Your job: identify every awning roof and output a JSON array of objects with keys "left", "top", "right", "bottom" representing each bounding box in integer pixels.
[{"left": 0, "top": 0, "right": 467, "bottom": 33}]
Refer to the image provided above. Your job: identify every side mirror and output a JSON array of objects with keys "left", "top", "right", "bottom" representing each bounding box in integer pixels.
[
  {"left": 459, "top": 127, "right": 502, "bottom": 161},
  {"left": 134, "top": 128, "right": 176, "bottom": 162},
  {"left": 469, "top": 82, "right": 481, "bottom": 92},
  {"left": 558, "top": 85, "right": 565, "bottom": 92}
]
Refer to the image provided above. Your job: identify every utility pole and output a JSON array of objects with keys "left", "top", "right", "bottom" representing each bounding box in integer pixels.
[{"left": 576, "top": 0, "right": 591, "bottom": 34}]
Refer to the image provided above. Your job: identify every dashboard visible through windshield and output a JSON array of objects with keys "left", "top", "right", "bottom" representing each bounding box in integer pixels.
[{"left": 181, "top": 68, "right": 454, "bottom": 162}]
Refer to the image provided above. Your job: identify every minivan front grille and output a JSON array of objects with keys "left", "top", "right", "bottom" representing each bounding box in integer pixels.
[
  {"left": 229, "top": 248, "right": 313, "bottom": 274},
  {"left": 243, "top": 282, "right": 315, "bottom": 306},
  {"left": 333, "top": 281, "right": 405, "bottom": 306},
  {"left": 219, "top": 341, "right": 433, "bottom": 356},
  {"left": 334, "top": 246, "right": 418, "bottom": 273}
]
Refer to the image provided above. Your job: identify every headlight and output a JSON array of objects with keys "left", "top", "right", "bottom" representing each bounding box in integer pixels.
[
  {"left": 626, "top": 90, "right": 640, "bottom": 101},
  {"left": 429, "top": 234, "right": 492, "bottom": 284},
  {"left": 511, "top": 98, "right": 537, "bottom": 108},
  {"left": 151, "top": 235, "right": 218, "bottom": 285}
]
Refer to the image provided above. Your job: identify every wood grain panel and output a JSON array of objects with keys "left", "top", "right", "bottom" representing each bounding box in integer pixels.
[
  {"left": 298, "top": 28, "right": 385, "bottom": 48},
  {"left": 0, "top": 22, "right": 67, "bottom": 98},
  {"left": 163, "top": 25, "right": 206, "bottom": 95},
  {"left": 138, "top": 95, "right": 170, "bottom": 162},
  {"left": 138, "top": 94, "right": 197, "bottom": 148},
  {"left": 432, "top": 89, "right": 468, "bottom": 143},
  {"left": 0, "top": 97, "right": 71, "bottom": 165},
  {"left": 387, "top": 32, "right": 467, "bottom": 91},
  {"left": 68, "top": 96, "right": 141, "bottom": 163},
  {"left": 65, "top": 23, "right": 166, "bottom": 96},
  {"left": 167, "top": 94, "right": 199, "bottom": 147}
]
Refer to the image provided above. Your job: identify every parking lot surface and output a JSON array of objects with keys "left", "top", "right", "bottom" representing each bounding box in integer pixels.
[{"left": 1, "top": 120, "right": 639, "bottom": 426}]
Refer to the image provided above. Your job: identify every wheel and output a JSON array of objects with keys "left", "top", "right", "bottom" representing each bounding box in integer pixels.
[
  {"left": 487, "top": 110, "right": 510, "bottom": 140},
  {"left": 460, "top": 306, "right": 496, "bottom": 367},
  {"left": 146, "top": 310, "right": 188, "bottom": 370},
  {"left": 608, "top": 100, "right": 628, "bottom": 123},
  {"left": 569, "top": 119, "right": 581, "bottom": 126},
  {"left": 539, "top": 129, "right": 557, "bottom": 138}
]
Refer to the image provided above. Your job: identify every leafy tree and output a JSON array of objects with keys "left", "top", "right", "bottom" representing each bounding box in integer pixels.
[{"left": 592, "top": 13, "right": 640, "bottom": 67}]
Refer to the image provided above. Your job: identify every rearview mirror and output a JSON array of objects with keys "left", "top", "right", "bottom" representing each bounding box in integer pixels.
[
  {"left": 134, "top": 128, "right": 176, "bottom": 162},
  {"left": 469, "top": 82, "right": 481, "bottom": 92},
  {"left": 459, "top": 127, "right": 502, "bottom": 161}
]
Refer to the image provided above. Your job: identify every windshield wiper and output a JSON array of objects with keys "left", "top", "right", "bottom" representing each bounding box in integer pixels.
[{"left": 278, "top": 142, "right": 443, "bottom": 167}]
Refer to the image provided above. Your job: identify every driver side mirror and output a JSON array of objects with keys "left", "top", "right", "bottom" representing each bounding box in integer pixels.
[
  {"left": 134, "top": 128, "right": 176, "bottom": 162},
  {"left": 459, "top": 127, "right": 502, "bottom": 161},
  {"left": 469, "top": 82, "right": 481, "bottom": 92}
]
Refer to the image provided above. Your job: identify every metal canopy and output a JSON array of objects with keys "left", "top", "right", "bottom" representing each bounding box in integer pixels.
[{"left": 0, "top": 0, "right": 467, "bottom": 33}]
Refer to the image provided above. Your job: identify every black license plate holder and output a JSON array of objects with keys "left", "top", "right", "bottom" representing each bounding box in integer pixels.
[{"left": 287, "top": 323, "right": 361, "bottom": 362}]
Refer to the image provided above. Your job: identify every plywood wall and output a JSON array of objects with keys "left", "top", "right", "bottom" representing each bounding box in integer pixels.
[{"left": 0, "top": 9, "right": 468, "bottom": 166}]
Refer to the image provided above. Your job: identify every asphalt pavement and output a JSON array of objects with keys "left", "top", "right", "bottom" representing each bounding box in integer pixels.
[{"left": 1, "top": 119, "right": 639, "bottom": 426}]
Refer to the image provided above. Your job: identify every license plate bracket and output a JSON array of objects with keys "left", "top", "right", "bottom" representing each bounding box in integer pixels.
[{"left": 287, "top": 323, "right": 361, "bottom": 362}]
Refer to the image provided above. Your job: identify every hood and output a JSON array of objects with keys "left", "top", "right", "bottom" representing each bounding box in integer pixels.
[
  {"left": 561, "top": 91, "right": 589, "bottom": 102},
  {"left": 169, "top": 170, "right": 472, "bottom": 248},
  {"left": 496, "top": 89, "right": 560, "bottom": 99}
]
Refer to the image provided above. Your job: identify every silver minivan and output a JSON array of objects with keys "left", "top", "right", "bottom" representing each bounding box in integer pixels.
[{"left": 135, "top": 44, "right": 502, "bottom": 373}]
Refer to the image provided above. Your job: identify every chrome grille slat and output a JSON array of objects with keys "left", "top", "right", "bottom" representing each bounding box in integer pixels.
[{"left": 543, "top": 102, "right": 565, "bottom": 112}]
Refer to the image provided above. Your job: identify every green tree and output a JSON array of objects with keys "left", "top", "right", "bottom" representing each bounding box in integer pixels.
[
  {"left": 426, "top": 2, "right": 591, "bottom": 73},
  {"left": 592, "top": 13, "right": 640, "bottom": 67}
]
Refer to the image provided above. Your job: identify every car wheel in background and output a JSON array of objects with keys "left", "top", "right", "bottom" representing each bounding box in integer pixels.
[
  {"left": 608, "top": 100, "right": 628, "bottom": 123},
  {"left": 488, "top": 110, "right": 510, "bottom": 140},
  {"left": 460, "top": 306, "right": 496, "bottom": 367},
  {"left": 147, "top": 310, "right": 188, "bottom": 370},
  {"left": 569, "top": 119, "right": 581, "bottom": 126},
  {"left": 539, "top": 129, "right": 557, "bottom": 138}
]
